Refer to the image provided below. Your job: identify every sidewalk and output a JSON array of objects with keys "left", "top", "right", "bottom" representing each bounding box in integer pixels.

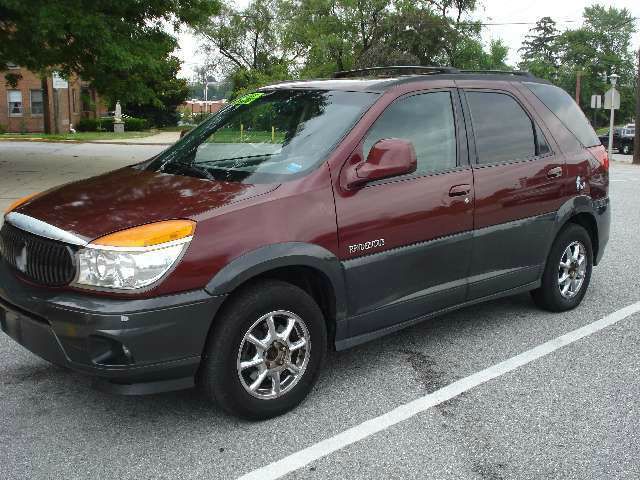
[
  {"left": 611, "top": 153, "right": 637, "bottom": 165},
  {"left": 92, "top": 131, "right": 180, "bottom": 145}
]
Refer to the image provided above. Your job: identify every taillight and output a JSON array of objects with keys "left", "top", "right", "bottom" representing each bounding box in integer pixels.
[{"left": 588, "top": 145, "right": 609, "bottom": 171}]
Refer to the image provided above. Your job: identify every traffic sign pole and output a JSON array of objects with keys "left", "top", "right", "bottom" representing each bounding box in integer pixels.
[
  {"left": 608, "top": 103, "right": 615, "bottom": 158},
  {"left": 605, "top": 75, "right": 620, "bottom": 158}
]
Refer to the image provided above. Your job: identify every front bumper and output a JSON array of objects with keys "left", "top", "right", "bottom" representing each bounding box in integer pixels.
[{"left": 0, "top": 260, "right": 225, "bottom": 394}]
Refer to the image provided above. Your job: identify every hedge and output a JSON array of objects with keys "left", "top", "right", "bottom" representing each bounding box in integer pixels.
[{"left": 76, "top": 117, "right": 149, "bottom": 132}]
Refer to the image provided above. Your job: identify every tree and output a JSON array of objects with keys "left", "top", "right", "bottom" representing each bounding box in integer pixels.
[
  {"left": 197, "top": 0, "right": 296, "bottom": 95},
  {"left": 520, "top": 17, "right": 559, "bottom": 65},
  {"left": 196, "top": 0, "right": 511, "bottom": 97},
  {"left": 634, "top": 48, "right": 640, "bottom": 165},
  {"left": 556, "top": 6, "right": 636, "bottom": 122},
  {"left": 0, "top": 0, "right": 220, "bottom": 107},
  {"left": 126, "top": 57, "right": 190, "bottom": 127}
]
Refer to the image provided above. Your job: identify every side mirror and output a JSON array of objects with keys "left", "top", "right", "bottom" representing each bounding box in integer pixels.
[{"left": 343, "top": 138, "right": 417, "bottom": 189}]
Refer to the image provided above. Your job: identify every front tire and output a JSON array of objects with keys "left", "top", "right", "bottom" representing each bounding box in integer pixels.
[
  {"left": 531, "top": 223, "right": 593, "bottom": 312},
  {"left": 200, "top": 279, "right": 327, "bottom": 420},
  {"left": 622, "top": 144, "right": 631, "bottom": 155}
]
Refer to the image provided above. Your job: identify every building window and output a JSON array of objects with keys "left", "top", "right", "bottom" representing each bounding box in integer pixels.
[
  {"left": 7, "top": 90, "right": 23, "bottom": 116},
  {"left": 30, "top": 89, "right": 44, "bottom": 115}
]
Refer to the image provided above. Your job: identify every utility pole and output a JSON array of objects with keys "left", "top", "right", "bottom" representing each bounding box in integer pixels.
[
  {"left": 41, "top": 77, "right": 51, "bottom": 134},
  {"left": 575, "top": 71, "right": 582, "bottom": 106},
  {"left": 634, "top": 48, "right": 640, "bottom": 165}
]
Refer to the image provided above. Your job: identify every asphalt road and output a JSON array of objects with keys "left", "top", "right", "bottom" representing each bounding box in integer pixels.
[{"left": 0, "top": 142, "right": 639, "bottom": 480}]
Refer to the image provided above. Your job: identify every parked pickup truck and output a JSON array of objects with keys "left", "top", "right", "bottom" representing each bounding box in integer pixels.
[{"left": 599, "top": 126, "right": 635, "bottom": 154}]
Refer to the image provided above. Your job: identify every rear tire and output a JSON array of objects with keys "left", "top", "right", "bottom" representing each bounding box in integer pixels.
[
  {"left": 531, "top": 223, "right": 593, "bottom": 312},
  {"left": 200, "top": 279, "right": 327, "bottom": 420}
]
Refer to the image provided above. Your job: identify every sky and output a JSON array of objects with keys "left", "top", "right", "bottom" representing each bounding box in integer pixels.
[{"left": 175, "top": 0, "right": 640, "bottom": 80}]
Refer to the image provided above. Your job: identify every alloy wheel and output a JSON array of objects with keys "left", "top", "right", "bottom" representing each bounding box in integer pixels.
[
  {"left": 237, "top": 310, "right": 311, "bottom": 400},
  {"left": 557, "top": 241, "right": 587, "bottom": 299}
]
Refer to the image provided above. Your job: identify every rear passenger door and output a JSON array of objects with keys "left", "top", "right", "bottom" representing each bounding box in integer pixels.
[
  {"left": 461, "top": 87, "right": 566, "bottom": 299},
  {"left": 334, "top": 89, "right": 474, "bottom": 337}
]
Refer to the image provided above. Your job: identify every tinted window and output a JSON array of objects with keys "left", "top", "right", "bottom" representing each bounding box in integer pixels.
[
  {"left": 363, "top": 92, "right": 457, "bottom": 175},
  {"left": 466, "top": 92, "right": 536, "bottom": 164},
  {"left": 536, "top": 123, "right": 551, "bottom": 156},
  {"left": 525, "top": 82, "right": 600, "bottom": 147}
]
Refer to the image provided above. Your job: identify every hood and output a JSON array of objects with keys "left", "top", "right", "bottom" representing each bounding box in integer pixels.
[{"left": 14, "top": 167, "right": 277, "bottom": 241}]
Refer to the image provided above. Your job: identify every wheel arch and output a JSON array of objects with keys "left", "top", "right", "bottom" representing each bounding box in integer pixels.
[
  {"left": 554, "top": 196, "right": 600, "bottom": 265},
  {"left": 205, "top": 242, "right": 348, "bottom": 347}
]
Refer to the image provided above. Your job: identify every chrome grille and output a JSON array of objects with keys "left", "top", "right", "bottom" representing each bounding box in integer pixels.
[{"left": 0, "top": 222, "right": 77, "bottom": 286}]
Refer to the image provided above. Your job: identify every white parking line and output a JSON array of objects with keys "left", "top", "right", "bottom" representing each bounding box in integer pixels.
[{"left": 238, "top": 302, "right": 640, "bottom": 480}]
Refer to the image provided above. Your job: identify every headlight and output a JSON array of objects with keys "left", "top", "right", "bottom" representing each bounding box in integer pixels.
[{"left": 74, "top": 220, "right": 195, "bottom": 291}]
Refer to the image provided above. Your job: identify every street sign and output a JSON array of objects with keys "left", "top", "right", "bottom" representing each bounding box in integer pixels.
[
  {"left": 52, "top": 72, "right": 68, "bottom": 89},
  {"left": 590, "top": 95, "right": 602, "bottom": 109},
  {"left": 604, "top": 88, "right": 620, "bottom": 110}
]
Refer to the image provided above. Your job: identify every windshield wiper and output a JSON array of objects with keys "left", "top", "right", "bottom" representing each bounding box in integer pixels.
[{"left": 162, "top": 162, "right": 216, "bottom": 181}]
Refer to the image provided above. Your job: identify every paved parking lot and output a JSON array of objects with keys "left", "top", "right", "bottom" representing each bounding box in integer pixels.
[{"left": 0, "top": 142, "right": 639, "bottom": 480}]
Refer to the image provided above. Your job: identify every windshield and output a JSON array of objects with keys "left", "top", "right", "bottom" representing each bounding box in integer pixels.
[{"left": 148, "top": 89, "right": 378, "bottom": 183}]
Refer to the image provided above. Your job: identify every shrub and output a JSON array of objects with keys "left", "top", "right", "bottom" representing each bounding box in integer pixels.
[
  {"left": 124, "top": 117, "right": 148, "bottom": 131},
  {"left": 76, "top": 116, "right": 148, "bottom": 132},
  {"left": 76, "top": 118, "right": 99, "bottom": 132},
  {"left": 0, "top": 123, "right": 6, "bottom": 134},
  {"left": 99, "top": 118, "right": 114, "bottom": 131}
]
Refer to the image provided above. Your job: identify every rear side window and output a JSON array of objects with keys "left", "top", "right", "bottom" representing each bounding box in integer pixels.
[
  {"left": 362, "top": 91, "right": 457, "bottom": 175},
  {"left": 525, "top": 82, "right": 600, "bottom": 147},
  {"left": 466, "top": 92, "right": 536, "bottom": 164}
]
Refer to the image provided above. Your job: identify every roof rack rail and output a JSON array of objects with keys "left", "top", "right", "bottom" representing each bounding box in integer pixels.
[
  {"left": 333, "top": 66, "right": 460, "bottom": 78},
  {"left": 460, "top": 69, "right": 535, "bottom": 78}
]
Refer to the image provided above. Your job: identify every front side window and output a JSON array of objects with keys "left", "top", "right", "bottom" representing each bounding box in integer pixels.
[
  {"left": 7, "top": 90, "right": 22, "bottom": 116},
  {"left": 149, "top": 89, "right": 378, "bottom": 183},
  {"left": 362, "top": 91, "right": 457, "bottom": 175},
  {"left": 466, "top": 91, "right": 536, "bottom": 164},
  {"left": 30, "top": 89, "right": 43, "bottom": 115}
]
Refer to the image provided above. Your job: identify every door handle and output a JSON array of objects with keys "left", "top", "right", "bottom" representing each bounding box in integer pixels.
[
  {"left": 449, "top": 184, "right": 471, "bottom": 197},
  {"left": 546, "top": 166, "right": 563, "bottom": 179}
]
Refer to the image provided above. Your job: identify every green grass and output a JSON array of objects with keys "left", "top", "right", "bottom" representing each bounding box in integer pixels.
[
  {"left": 156, "top": 126, "right": 193, "bottom": 132},
  {"left": 0, "top": 131, "right": 156, "bottom": 142},
  {"left": 207, "top": 129, "right": 286, "bottom": 144}
]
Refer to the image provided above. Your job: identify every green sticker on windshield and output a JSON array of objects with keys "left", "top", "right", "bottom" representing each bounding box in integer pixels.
[{"left": 232, "top": 92, "right": 265, "bottom": 106}]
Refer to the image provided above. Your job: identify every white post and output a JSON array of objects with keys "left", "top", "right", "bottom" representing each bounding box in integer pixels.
[{"left": 608, "top": 104, "right": 615, "bottom": 157}]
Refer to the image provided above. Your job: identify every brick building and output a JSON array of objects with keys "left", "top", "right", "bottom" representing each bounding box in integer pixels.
[
  {"left": 1, "top": 65, "right": 107, "bottom": 133},
  {"left": 181, "top": 99, "right": 226, "bottom": 115}
]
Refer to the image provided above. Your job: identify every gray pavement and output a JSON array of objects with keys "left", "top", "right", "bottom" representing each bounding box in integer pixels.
[{"left": 0, "top": 143, "right": 639, "bottom": 480}]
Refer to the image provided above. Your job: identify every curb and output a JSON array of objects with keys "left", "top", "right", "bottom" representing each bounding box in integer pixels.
[{"left": 0, "top": 138, "right": 173, "bottom": 146}]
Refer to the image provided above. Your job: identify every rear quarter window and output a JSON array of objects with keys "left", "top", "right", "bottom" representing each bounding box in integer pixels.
[{"left": 525, "top": 82, "right": 600, "bottom": 147}]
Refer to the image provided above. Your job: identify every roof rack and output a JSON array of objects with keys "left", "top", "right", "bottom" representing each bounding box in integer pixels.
[
  {"left": 333, "top": 66, "right": 460, "bottom": 78},
  {"left": 333, "top": 66, "right": 537, "bottom": 80},
  {"left": 460, "top": 69, "right": 535, "bottom": 78}
]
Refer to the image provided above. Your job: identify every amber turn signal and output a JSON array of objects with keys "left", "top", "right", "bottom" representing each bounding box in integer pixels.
[
  {"left": 4, "top": 192, "right": 41, "bottom": 215},
  {"left": 91, "top": 220, "right": 196, "bottom": 248}
]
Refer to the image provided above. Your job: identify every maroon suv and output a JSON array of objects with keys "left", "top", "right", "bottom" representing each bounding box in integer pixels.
[{"left": 0, "top": 67, "right": 610, "bottom": 419}]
